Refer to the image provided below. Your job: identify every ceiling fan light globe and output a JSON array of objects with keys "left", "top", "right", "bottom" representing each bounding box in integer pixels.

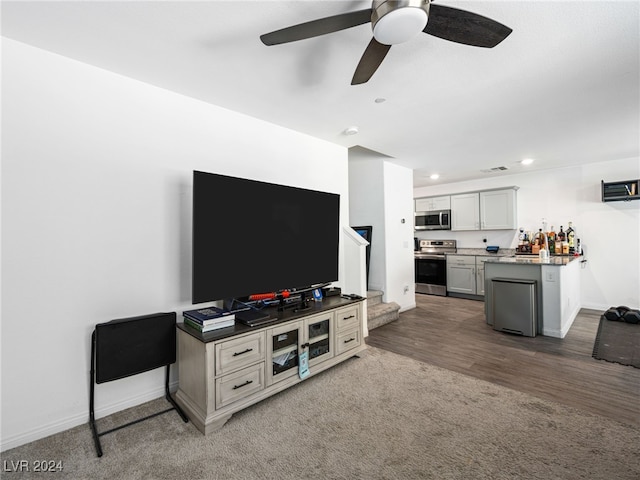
[{"left": 373, "top": 7, "right": 428, "bottom": 45}]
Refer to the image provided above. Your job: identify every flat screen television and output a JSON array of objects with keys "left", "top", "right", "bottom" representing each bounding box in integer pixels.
[{"left": 192, "top": 170, "right": 340, "bottom": 304}]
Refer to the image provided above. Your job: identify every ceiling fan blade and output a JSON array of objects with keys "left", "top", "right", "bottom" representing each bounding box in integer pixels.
[
  {"left": 260, "top": 8, "right": 373, "bottom": 46},
  {"left": 424, "top": 4, "right": 512, "bottom": 48},
  {"left": 351, "top": 38, "right": 392, "bottom": 85}
]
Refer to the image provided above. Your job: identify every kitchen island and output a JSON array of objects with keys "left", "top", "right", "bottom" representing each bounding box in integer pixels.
[{"left": 484, "top": 255, "right": 584, "bottom": 338}]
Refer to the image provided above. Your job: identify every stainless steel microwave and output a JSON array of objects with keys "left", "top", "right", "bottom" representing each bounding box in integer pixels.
[{"left": 414, "top": 210, "right": 451, "bottom": 230}]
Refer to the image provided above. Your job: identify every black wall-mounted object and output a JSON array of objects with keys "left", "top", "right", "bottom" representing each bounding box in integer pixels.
[
  {"left": 351, "top": 225, "right": 372, "bottom": 290},
  {"left": 89, "top": 312, "right": 188, "bottom": 457},
  {"left": 602, "top": 179, "right": 640, "bottom": 202}
]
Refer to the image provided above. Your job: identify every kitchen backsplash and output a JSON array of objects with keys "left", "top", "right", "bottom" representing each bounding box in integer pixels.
[{"left": 414, "top": 229, "right": 519, "bottom": 249}]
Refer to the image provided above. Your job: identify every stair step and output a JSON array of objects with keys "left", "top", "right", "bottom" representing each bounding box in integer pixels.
[
  {"left": 367, "top": 290, "right": 384, "bottom": 307},
  {"left": 367, "top": 301, "right": 400, "bottom": 330}
]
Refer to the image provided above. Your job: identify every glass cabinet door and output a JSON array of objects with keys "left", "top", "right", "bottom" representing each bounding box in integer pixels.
[
  {"left": 267, "top": 323, "right": 300, "bottom": 385},
  {"left": 305, "top": 313, "right": 334, "bottom": 366},
  {"left": 266, "top": 313, "right": 335, "bottom": 386}
]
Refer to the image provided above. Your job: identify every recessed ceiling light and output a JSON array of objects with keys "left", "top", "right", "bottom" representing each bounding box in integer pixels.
[
  {"left": 430, "top": 174, "right": 440, "bottom": 180},
  {"left": 521, "top": 158, "right": 535, "bottom": 165},
  {"left": 343, "top": 126, "right": 359, "bottom": 136}
]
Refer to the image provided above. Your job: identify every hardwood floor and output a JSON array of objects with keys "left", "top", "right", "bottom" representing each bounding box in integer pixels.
[{"left": 366, "top": 294, "right": 640, "bottom": 427}]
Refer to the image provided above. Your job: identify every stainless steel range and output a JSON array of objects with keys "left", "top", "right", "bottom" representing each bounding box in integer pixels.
[{"left": 415, "top": 239, "right": 457, "bottom": 296}]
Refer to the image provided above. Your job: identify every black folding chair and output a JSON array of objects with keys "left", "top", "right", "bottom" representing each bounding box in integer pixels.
[{"left": 89, "top": 312, "right": 188, "bottom": 457}]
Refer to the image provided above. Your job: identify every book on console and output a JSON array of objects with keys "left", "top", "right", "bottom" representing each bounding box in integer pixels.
[
  {"left": 184, "top": 316, "right": 235, "bottom": 332},
  {"left": 183, "top": 307, "right": 235, "bottom": 325},
  {"left": 184, "top": 312, "right": 235, "bottom": 326}
]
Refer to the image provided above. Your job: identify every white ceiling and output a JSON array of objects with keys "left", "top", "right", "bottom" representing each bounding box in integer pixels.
[{"left": 2, "top": 0, "right": 639, "bottom": 187}]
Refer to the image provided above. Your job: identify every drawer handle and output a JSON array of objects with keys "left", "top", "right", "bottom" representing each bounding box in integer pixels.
[
  {"left": 344, "top": 337, "right": 356, "bottom": 344},
  {"left": 232, "top": 348, "right": 253, "bottom": 357},
  {"left": 232, "top": 380, "right": 253, "bottom": 390},
  {"left": 343, "top": 315, "right": 355, "bottom": 320}
]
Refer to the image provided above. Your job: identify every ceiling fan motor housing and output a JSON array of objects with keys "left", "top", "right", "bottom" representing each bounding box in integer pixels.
[{"left": 372, "top": 0, "right": 430, "bottom": 45}]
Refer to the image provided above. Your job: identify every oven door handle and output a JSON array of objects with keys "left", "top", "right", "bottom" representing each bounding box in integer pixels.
[{"left": 415, "top": 254, "right": 446, "bottom": 260}]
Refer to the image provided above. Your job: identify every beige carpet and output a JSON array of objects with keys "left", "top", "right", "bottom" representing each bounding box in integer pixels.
[{"left": 3, "top": 347, "right": 639, "bottom": 479}]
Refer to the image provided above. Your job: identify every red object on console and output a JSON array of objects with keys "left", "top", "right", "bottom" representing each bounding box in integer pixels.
[{"left": 248, "top": 290, "right": 290, "bottom": 301}]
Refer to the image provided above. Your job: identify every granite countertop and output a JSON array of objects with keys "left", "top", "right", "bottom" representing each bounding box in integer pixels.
[
  {"left": 449, "top": 248, "right": 516, "bottom": 257},
  {"left": 432, "top": 248, "right": 583, "bottom": 266},
  {"left": 484, "top": 255, "right": 583, "bottom": 266}
]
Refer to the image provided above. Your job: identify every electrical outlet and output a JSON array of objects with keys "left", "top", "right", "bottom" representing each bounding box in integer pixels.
[{"left": 403, "top": 285, "right": 409, "bottom": 294}]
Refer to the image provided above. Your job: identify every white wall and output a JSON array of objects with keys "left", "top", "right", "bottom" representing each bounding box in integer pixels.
[
  {"left": 1, "top": 39, "right": 349, "bottom": 450},
  {"left": 414, "top": 158, "right": 640, "bottom": 310},
  {"left": 349, "top": 155, "right": 386, "bottom": 293},
  {"left": 382, "top": 162, "right": 416, "bottom": 311},
  {"left": 349, "top": 151, "right": 415, "bottom": 311}
]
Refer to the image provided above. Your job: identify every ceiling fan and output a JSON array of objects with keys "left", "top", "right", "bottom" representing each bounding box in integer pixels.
[{"left": 260, "top": 0, "right": 512, "bottom": 85}]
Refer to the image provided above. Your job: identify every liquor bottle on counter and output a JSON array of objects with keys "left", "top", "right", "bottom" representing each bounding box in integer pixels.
[
  {"left": 566, "top": 221, "right": 576, "bottom": 255},
  {"left": 547, "top": 226, "right": 556, "bottom": 255},
  {"left": 540, "top": 229, "right": 548, "bottom": 249},
  {"left": 523, "top": 231, "right": 531, "bottom": 253},
  {"left": 518, "top": 228, "right": 525, "bottom": 251},
  {"left": 532, "top": 229, "right": 541, "bottom": 254},
  {"left": 538, "top": 229, "right": 550, "bottom": 260},
  {"left": 556, "top": 225, "right": 565, "bottom": 255}
]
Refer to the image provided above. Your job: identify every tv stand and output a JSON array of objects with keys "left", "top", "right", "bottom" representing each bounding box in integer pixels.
[{"left": 174, "top": 296, "right": 365, "bottom": 435}]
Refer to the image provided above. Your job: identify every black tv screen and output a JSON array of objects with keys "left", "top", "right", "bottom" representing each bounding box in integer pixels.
[{"left": 192, "top": 171, "right": 340, "bottom": 304}]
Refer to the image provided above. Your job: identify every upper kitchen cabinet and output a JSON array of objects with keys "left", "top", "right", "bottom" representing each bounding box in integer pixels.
[
  {"left": 450, "top": 193, "right": 480, "bottom": 230},
  {"left": 415, "top": 195, "right": 451, "bottom": 211},
  {"left": 480, "top": 188, "right": 517, "bottom": 229},
  {"left": 451, "top": 188, "right": 518, "bottom": 231}
]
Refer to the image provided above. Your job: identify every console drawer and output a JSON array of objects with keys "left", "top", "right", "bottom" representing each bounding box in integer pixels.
[
  {"left": 335, "top": 305, "right": 359, "bottom": 332},
  {"left": 336, "top": 328, "right": 361, "bottom": 356},
  {"left": 215, "top": 332, "right": 265, "bottom": 376},
  {"left": 215, "top": 362, "right": 265, "bottom": 409}
]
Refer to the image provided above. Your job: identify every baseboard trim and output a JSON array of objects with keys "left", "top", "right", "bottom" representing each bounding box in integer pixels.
[
  {"left": 0, "top": 381, "right": 178, "bottom": 452},
  {"left": 399, "top": 303, "right": 416, "bottom": 313},
  {"left": 580, "top": 307, "right": 605, "bottom": 315}
]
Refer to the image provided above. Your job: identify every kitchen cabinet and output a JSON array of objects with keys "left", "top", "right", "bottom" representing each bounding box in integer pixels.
[
  {"left": 415, "top": 195, "right": 451, "bottom": 211},
  {"left": 450, "top": 193, "right": 480, "bottom": 230},
  {"left": 479, "top": 189, "right": 517, "bottom": 229},
  {"left": 446, "top": 255, "right": 476, "bottom": 294},
  {"left": 451, "top": 188, "right": 517, "bottom": 231},
  {"left": 447, "top": 255, "right": 493, "bottom": 296},
  {"left": 475, "top": 256, "right": 494, "bottom": 296}
]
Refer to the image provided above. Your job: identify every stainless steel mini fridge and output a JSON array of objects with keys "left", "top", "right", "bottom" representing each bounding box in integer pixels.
[{"left": 490, "top": 278, "right": 537, "bottom": 337}]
